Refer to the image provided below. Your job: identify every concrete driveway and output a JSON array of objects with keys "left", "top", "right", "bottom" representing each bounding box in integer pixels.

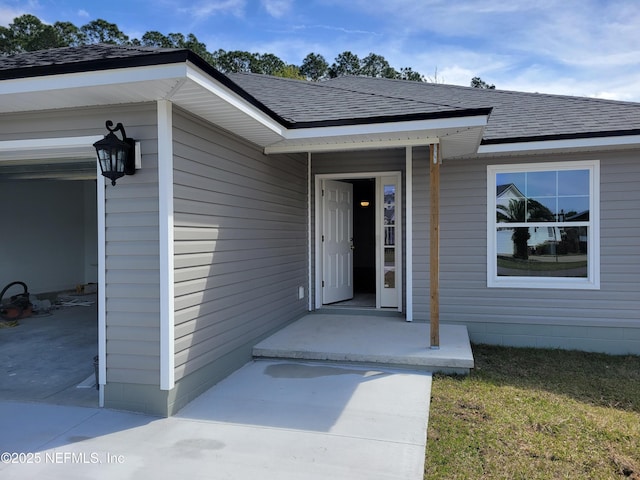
[{"left": 0, "top": 360, "right": 432, "bottom": 479}]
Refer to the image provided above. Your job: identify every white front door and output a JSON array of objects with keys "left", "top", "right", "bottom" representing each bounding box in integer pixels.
[{"left": 322, "top": 179, "right": 354, "bottom": 304}]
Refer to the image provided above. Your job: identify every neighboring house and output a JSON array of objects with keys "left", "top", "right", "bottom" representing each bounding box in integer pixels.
[{"left": 1, "top": 44, "right": 639, "bottom": 416}]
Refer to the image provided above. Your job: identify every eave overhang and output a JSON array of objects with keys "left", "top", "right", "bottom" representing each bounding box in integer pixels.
[
  {"left": 3, "top": 49, "right": 640, "bottom": 159},
  {"left": 0, "top": 54, "right": 492, "bottom": 158},
  {"left": 264, "top": 112, "right": 491, "bottom": 157},
  {"left": 0, "top": 60, "right": 288, "bottom": 146},
  {"left": 477, "top": 130, "right": 640, "bottom": 157}
]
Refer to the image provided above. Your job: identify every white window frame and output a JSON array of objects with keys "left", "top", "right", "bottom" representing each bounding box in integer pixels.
[{"left": 487, "top": 160, "right": 600, "bottom": 290}]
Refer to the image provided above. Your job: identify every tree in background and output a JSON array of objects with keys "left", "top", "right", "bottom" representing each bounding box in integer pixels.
[
  {"left": 0, "top": 15, "right": 132, "bottom": 53},
  {"left": 328, "top": 51, "right": 361, "bottom": 77},
  {"left": 138, "top": 31, "right": 215, "bottom": 64},
  {"left": 359, "top": 53, "right": 397, "bottom": 78},
  {"left": 253, "top": 53, "right": 286, "bottom": 76},
  {"left": 471, "top": 76, "right": 496, "bottom": 89},
  {"left": 300, "top": 52, "right": 328, "bottom": 81},
  {"left": 53, "top": 21, "right": 86, "bottom": 47},
  {"left": 400, "top": 67, "right": 424, "bottom": 82},
  {"left": 1, "top": 13, "right": 498, "bottom": 87},
  {"left": 212, "top": 49, "right": 257, "bottom": 73},
  {"left": 274, "top": 64, "right": 306, "bottom": 80},
  {"left": 80, "top": 19, "right": 129, "bottom": 45},
  {"left": 0, "top": 14, "right": 62, "bottom": 53},
  {"left": 138, "top": 30, "right": 174, "bottom": 48},
  {"left": 174, "top": 33, "right": 215, "bottom": 64}
]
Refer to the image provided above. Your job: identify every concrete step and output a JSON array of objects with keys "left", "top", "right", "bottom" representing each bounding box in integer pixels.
[{"left": 253, "top": 314, "right": 474, "bottom": 374}]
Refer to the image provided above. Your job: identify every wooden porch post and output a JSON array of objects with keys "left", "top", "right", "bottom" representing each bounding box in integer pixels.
[{"left": 429, "top": 143, "right": 440, "bottom": 348}]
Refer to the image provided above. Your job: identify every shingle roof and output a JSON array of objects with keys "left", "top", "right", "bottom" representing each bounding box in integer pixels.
[
  {"left": 2, "top": 44, "right": 640, "bottom": 144},
  {"left": 227, "top": 72, "right": 491, "bottom": 126},
  {"left": 0, "top": 44, "right": 289, "bottom": 126},
  {"left": 230, "top": 73, "right": 640, "bottom": 144},
  {"left": 0, "top": 44, "right": 177, "bottom": 71}
]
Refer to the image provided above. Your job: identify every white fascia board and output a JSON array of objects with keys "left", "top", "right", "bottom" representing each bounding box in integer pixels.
[
  {"left": 0, "top": 63, "right": 188, "bottom": 95},
  {"left": 478, "top": 134, "right": 640, "bottom": 154},
  {"left": 282, "top": 114, "right": 489, "bottom": 141},
  {"left": 184, "top": 63, "right": 287, "bottom": 136}
]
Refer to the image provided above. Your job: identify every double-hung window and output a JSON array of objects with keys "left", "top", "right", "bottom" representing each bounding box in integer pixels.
[{"left": 487, "top": 160, "right": 599, "bottom": 289}]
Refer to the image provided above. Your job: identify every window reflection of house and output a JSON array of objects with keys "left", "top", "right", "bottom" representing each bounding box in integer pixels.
[
  {"left": 496, "top": 183, "right": 556, "bottom": 255},
  {"left": 492, "top": 165, "right": 593, "bottom": 282}
]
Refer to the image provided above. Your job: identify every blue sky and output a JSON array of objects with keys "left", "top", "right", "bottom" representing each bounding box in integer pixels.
[{"left": 2, "top": 0, "right": 639, "bottom": 101}]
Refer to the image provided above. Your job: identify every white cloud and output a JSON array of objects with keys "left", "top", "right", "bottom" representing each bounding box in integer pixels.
[
  {"left": 261, "top": 0, "right": 292, "bottom": 18},
  {"left": 0, "top": 7, "right": 23, "bottom": 24},
  {"left": 180, "top": 0, "right": 246, "bottom": 18},
  {"left": 292, "top": 24, "right": 381, "bottom": 36},
  {"left": 314, "top": 0, "right": 640, "bottom": 100},
  {"left": 77, "top": 9, "right": 90, "bottom": 18},
  {"left": 0, "top": 0, "right": 41, "bottom": 25},
  {"left": 321, "top": 0, "right": 552, "bottom": 37}
]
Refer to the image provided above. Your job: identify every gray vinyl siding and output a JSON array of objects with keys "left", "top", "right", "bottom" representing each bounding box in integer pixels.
[
  {"left": 172, "top": 109, "right": 308, "bottom": 382},
  {"left": 411, "top": 146, "right": 430, "bottom": 321},
  {"left": 0, "top": 104, "right": 163, "bottom": 386},
  {"left": 312, "top": 148, "right": 405, "bottom": 176},
  {"left": 311, "top": 149, "right": 407, "bottom": 310},
  {"left": 312, "top": 146, "right": 640, "bottom": 353},
  {"left": 103, "top": 106, "right": 161, "bottom": 386},
  {"left": 434, "top": 149, "right": 640, "bottom": 354}
]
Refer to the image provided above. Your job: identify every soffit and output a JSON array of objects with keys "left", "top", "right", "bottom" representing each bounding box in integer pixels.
[{"left": 264, "top": 124, "right": 486, "bottom": 156}]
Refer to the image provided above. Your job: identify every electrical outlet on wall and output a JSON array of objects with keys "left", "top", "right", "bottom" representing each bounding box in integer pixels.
[{"left": 298, "top": 286, "right": 305, "bottom": 300}]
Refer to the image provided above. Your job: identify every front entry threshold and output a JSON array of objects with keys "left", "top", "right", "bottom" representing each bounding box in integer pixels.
[
  {"left": 318, "top": 307, "right": 404, "bottom": 317},
  {"left": 253, "top": 314, "right": 474, "bottom": 374}
]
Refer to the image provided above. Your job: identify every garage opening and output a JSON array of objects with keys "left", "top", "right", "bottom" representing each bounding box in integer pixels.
[{"left": 0, "top": 159, "right": 100, "bottom": 407}]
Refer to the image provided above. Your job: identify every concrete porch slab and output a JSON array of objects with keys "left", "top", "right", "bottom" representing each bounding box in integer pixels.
[{"left": 254, "top": 314, "right": 474, "bottom": 373}]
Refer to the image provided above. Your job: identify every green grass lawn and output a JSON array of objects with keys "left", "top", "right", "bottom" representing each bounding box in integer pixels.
[{"left": 425, "top": 345, "right": 640, "bottom": 479}]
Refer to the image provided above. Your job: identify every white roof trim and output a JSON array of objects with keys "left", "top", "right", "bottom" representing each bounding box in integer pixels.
[
  {"left": 478, "top": 134, "right": 640, "bottom": 154},
  {"left": 0, "top": 63, "right": 187, "bottom": 95},
  {"left": 183, "top": 63, "right": 286, "bottom": 136}
]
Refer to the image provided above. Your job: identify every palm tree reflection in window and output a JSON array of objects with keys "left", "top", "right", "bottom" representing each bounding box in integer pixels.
[{"left": 497, "top": 198, "right": 554, "bottom": 260}]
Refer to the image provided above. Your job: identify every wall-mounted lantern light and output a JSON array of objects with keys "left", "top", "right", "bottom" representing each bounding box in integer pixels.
[{"left": 93, "top": 120, "right": 136, "bottom": 186}]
